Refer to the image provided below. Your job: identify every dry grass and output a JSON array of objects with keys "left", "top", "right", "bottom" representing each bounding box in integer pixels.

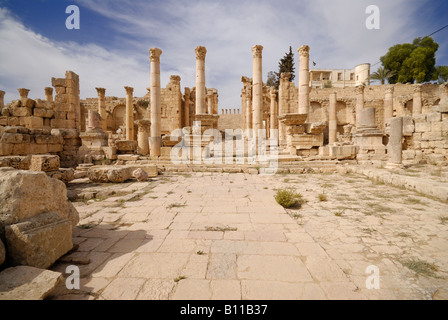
[
  {"left": 275, "top": 189, "right": 305, "bottom": 209},
  {"left": 402, "top": 259, "right": 439, "bottom": 277}
]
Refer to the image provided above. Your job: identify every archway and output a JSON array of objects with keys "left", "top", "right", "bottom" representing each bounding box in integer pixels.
[
  {"left": 404, "top": 99, "right": 413, "bottom": 117},
  {"left": 336, "top": 101, "right": 349, "bottom": 136},
  {"left": 112, "top": 105, "right": 126, "bottom": 133}
]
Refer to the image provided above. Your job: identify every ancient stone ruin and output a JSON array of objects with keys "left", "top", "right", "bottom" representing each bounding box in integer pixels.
[{"left": 0, "top": 44, "right": 447, "bottom": 300}]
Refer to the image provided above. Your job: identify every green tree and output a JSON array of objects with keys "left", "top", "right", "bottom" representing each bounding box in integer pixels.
[
  {"left": 435, "top": 66, "right": 448, "bottom": 84},
  {"left": 273, "top": 46, "right": 295, "bottom": 89},
  {"left": 368, "top": 67, "right": 396, "bottom": 85},
  {"left": 266, "top": 71, "right": 276, "bottom": 87},
  {"left": 380, "top": 37, "right": 439, "bottom": 84}
]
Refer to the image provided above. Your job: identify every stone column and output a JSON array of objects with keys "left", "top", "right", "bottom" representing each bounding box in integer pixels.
[
  {"left": 213, "top": 90, "right": 219, "bottom": 115},
  {"left": 0, "top": 90, "right": 5, "bottom": 108},
  {"left": 195, "top": 46, "right": 207, "bottom": 115},
  {"left": 269, "top": 88, "right": 277, "bottom": 131},
  {"left": 270, "top": 88, "right": 278, "bottom": 141},
  {"left": 96, "top": 87, "right": 107, "bottom": 132},
  {"left": 124, "top": 86, "right": 134, "bottom": 141},
  {"left": 355, "top": 85, "right": 365, "bottom": 129},
  {"left": 298, "top": 45, "right": 310, "bottom": 116},
  {"left": 413, "top": 84, "right": 422, "bottom": 115},
  {"left": 136, "top": 120, "right": 151, "bottom": 155},
  {"left": 252, "top": 45, "right": 264, "bottom": 136},
  {"left": 329, "top": 92, "right": 337, "bottom": 145},
  {"left": 388, "top": 117, "right": 403, "bottom": 165},
  {"left": 245, "top": 87, "right": 252, "bottom": 133},
  {"left": 44, "top": 87, "right": 53, "bottom": 102},
  {"left": 184, "top": 88, "right": 191, "bottom": 127},
  {"left": 384, "top": 86, "right": 394, "bottom": 126},
  {"left": 207, "top": 90, "right": 214, "bottom": 115},
  {"left": 87, "top": 110, "right": 102, "bottom": 131},
  {"left": 18, "top": 88, "right": 30, "bottom": 104},
  {"left": 150, "top": 48, "right": 162, "bottom": 157},
  {"left": 440, "top": 83, "right": 448, "bottom": 106}
]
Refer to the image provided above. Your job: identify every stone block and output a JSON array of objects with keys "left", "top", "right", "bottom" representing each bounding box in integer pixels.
[
  {"left": 30, "top": 155, "right": 60, "bottom": 172},
  {"left": 46, "top": 168, "right": 75, "bottom": 184},
  {"left": 133, "top": 168, "right": 149, "bottom": 182},
  {"left": 55, "top": 87, "right": 66, "bottom": 95},
  {"left": 102, "top": 146, "right": 117, "bottom": 160},
  {"left": 29, "top": 143, "right": 48, "bottom": 154},
  {"left": 0, "top": 133, "right": 30, "bottom": 144},
  {"left": 51, "top": 78, "right": 66, "bottom": 87},
  {"left": 431, "top": 121, "right": 442, "bottom": 132},
  {"left": 0, "top": 116, "right": 7, "bottom": 126},
  {"left": 426, "top": 153, "right": 445, "bottom": 164},
  {"left": 67, "top": 111, "right": 76, "bottom": 121},
  {"left": 5, "top": 212, "right": 73, "bottom": 269},
  {"left": 45, "top": 110, "right": 55, "bottom": 118},
  {"left": 25, "top": 116, "right": 44, "bottom": 129},
  {"left": 402, "top": 116, "right": 414, "bottom": 136},
  {"left": 54, "top": 111, "right": 67, "bottom": 120},
  {"left": 48, "top": 144, "right": 63, "bottom": 153},
  {"left": 11, "top": 106, "right": 32, "bottom": 117},
  {"left": 413, "top": 114, "right": 427, "bottom": 123},
  {"left": 0, "top": 168, "right": 79, "bottom": 234},
  {"left": 22, "top": 98, "right": 35, "bottom": 109},
  {"left": 117, "top": 154, "right": 140, "bottom": 161},
  {"left": 55, "top": 94, "right": 68, "bottom": 104},
  {"left": 0, "top": 156, "right": 31, "bottom": 170},
  {"left": 34, "top": 99, "right": 54, "bottom": 110},
  {"left": 11, "top": 143, "right": 30, "bottom": 155},
  {"left": 427, "top": 112, "right": 441, "bottom": 122},
  {"left": 33, "top": 108, "right": 46, "bottom": 118},
  {"left": 415, "top": 122, "right": 431, "bottom": 133},
  {"left": 0, "top": 266, "right": 62, "bottom": 300},
  {"left": 107, "top": 168, "right": 133, "bottom": 183},
  {"left": 7, "top": 117, "right": 19, "bottom": 126},
  {"left": 402, "top": 150, "right": 416, "bottom": 160},
  {"left": 66, "top": 120, "right": 76, "bottom": 129},
  {"left": 422, "top": 131, "right": 443, "bottom": 141},
  {"left": 136, "top": 165, "right": 158, "bottom": 178},
  {"left": 115, "top": 140, "right": 137, "bottom": 153},
  {"left": 88, "top": 166, "right": 133, "bottom": 183},
  {"left": 56, "top": 103, "right": 71, "bottom": 112}
]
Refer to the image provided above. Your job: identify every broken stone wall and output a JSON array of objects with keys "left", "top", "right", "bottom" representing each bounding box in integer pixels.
[
  {"left": 0, "top": 71, "right": 82, "bottom": 167},
  {"left": 403, "top": 106, "right": 448, "bottom": 164},
  {"left": 80, "top": 77, "right": 220, "bottom": 136}
]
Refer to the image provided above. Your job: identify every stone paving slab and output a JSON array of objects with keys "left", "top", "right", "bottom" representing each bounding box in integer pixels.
[{"left": 49, "top": 171, "right": 448, "bottom": 300}]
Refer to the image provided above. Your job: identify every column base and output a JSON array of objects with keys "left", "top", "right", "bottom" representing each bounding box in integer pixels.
[{"left": 149, "top": 136, "right": 162, "bottom": 158}]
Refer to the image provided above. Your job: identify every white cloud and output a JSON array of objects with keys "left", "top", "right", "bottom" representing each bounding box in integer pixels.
[
  {"left": 0, "top": 7, "right": 150, "bottom": 102},
  {"left": 0, "top": 0, "right": 434, "bottom": 109}
]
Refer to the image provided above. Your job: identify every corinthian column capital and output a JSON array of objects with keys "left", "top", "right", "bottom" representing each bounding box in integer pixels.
[
  {"left": 252, "top": 45, "right": 264, "bottom": 58},
  {"left": 195, "top": 46, "right": 207, "bottom": 60},
  {"left": 298, "top": 45, "right": 310, "bottom": 57},
  {"left": 149, "top": 48, "right": 163, "bottom": 62}
]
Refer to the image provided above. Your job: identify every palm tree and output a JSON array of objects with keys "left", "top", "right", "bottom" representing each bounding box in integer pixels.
[{"left": 369, "top": 67, "right": 396, "bottom": 85}]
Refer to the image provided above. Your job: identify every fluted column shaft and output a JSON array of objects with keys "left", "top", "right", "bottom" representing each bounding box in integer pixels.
[{"left": 252, "top": 45, "right": 264, "bottom": 136}]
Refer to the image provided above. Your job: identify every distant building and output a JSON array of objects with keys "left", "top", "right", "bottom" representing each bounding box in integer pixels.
[{"left": 310, "top": 63, "right": 370, "bottom": 88}]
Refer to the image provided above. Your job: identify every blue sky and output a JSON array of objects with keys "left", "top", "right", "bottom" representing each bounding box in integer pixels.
[{"left": 0, "top": 0, "right": 447, "bottom": 110}]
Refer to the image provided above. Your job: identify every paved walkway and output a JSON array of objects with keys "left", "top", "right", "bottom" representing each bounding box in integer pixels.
[{"left": 50, "top": 172, "right": 448, "bottom": 300}]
